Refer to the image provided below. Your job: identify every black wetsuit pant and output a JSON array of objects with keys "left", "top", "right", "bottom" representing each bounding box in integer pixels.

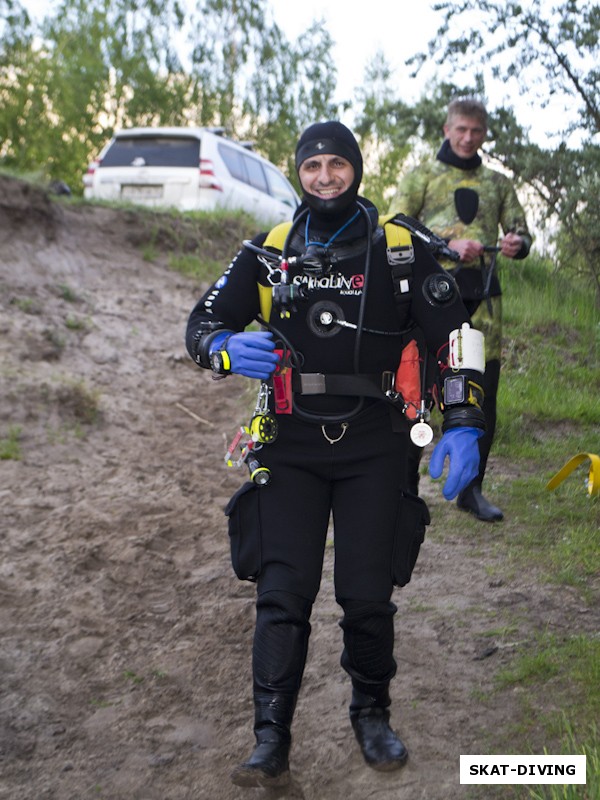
[{"left": 239, "top": 403, "right": 411, "bottom": 698}]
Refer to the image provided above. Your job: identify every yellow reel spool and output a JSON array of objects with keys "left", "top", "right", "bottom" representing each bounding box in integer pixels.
[{"left": 250, "top": 414, "right": 279, "bottom": 444}]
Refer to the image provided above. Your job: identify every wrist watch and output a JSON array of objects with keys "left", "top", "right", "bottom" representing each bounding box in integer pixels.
[{"left": 210, "top": 348, "right": 231, "bottom": 375}]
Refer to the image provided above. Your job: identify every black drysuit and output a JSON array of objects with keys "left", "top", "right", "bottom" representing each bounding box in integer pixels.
[{"left": 186, "top": 203, "right": 475, "bottom": 701}]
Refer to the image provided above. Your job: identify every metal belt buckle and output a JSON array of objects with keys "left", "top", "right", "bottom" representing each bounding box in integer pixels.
[{"left": 300, "top": 373, "right": 326, "bottom": 395}]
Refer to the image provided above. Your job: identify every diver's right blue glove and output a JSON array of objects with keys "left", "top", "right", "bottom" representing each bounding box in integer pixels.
[
  {"left": 214, "top": 331, "right": 280, "bottom": 380},
  {"left": 429, "top": 427, "right": 483, "bottom": 500}
]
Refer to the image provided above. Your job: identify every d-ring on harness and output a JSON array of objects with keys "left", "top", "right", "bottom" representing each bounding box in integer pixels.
[{"left": 321, "top": 423, "right": 349, "bottom": 444}]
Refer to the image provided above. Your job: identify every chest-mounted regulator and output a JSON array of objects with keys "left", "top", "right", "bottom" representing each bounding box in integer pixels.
[{"left": 243, "top": 206, "right": 375, "bottom": 319}]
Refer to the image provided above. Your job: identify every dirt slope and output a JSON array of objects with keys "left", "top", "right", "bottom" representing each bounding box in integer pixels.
[{"left": 0, "top": 176, "right": 591, "bottom": 800}]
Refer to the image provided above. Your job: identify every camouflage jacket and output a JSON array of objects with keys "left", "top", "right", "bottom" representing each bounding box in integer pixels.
[{"left": 389, "top": 158, "right": 532, "bottom": 299}]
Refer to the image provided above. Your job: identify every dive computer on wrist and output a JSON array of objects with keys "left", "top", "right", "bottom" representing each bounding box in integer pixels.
[{"left": 210, "top": 348, "right": 231, "bottom": 375}]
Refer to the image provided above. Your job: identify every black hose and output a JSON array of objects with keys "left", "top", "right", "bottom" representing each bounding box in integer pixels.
[{"left": 255, "top": 202, "right": 378, "bottom": 424}]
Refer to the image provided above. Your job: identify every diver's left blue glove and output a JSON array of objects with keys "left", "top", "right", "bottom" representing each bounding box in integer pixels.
[{"left": 429, "top": 427, "right": 483, "bottom": 500}]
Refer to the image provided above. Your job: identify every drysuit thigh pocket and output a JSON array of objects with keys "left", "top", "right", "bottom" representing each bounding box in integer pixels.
[
  {"left": 392, "top": 491, "right": 430, "bottom": 587},
  {"left": 224, "top": 481, "right": 263, "bottom": 582}
]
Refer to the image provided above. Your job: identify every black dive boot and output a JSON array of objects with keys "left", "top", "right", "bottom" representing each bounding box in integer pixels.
[
  {"left": 230, "top": 692, "right": 296, "bottom": 788},
  {"left": 350, "top": 684, "right": 408, "bottom": 771},
  {"left": 231, "top": 590, "right": 311, "bottom": 788},
  {"left": 457, "top": 481, "right": 503, "bottom": 522}
]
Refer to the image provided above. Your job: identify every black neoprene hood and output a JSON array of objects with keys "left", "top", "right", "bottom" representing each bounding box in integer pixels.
[
  {"left": 294, "top": 121, "right": 363, "bottom": 216},
  {"left": 295, "top": 121, "right": 363, "bottom": 186}
]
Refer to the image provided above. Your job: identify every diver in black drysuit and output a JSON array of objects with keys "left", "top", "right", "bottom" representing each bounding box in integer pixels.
[{"left": 186, "top": 121, "right": 485, "bottom": 788}]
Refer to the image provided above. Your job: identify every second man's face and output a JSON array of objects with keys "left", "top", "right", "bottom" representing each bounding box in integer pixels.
[
  {"left": 298, "top": 154, "right": 354, "bottom": 201},
  {"left": 444, "top": 114, "right": 487, "bottom": 160}
]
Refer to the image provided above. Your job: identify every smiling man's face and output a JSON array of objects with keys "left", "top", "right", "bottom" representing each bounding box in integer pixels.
[
  {"left": 444, "top": 114, "right": 487, "bottom": 160},
  {"left": 298, "top": 154, "right": 355, "bottom": 202}
]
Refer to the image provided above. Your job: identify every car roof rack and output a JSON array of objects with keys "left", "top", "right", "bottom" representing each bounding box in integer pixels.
[
  {"left": 239, "top": 141, "right": 255, "bottom": 151},
  {"left": 206, "top": 127, "right": 227, "bottom": 136}
]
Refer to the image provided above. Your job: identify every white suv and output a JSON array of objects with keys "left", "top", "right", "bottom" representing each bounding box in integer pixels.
[{"left": 83, "top": 126, "right": 300, "bottom": 225}]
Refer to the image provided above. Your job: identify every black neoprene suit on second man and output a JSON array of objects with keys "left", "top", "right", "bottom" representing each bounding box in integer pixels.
[{"left": 186, "top": 121, "right": 486, "bottom": 788}]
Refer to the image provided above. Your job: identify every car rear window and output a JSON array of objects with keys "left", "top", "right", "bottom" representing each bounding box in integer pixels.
[{"left": 101, "top": 136, "right": 200, "bottom": 168}]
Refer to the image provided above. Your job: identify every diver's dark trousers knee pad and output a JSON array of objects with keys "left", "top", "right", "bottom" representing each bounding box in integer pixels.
[
  {"left": 338, "top": 599, "right": 397, "bottom": 688},
  {"left": 253, "top": 590, "right": 313, "bottom": 695}
]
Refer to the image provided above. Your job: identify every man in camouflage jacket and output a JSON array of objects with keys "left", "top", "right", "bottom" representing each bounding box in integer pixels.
[{"left": 389, "top": 97, "right": 532, "bottom": 521}]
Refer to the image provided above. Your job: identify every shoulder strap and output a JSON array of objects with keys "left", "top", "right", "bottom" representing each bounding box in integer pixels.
[
  {"left": 263, "top": 221, "right": 293, "bottom": 251},
  {"left": 379, "top": 214, "right": 415, "bottom": 307},
  {"left": 256, "top": 222, "right": 293, "bottom": 322},
  {"left": 379, "top": 213, "right": 413, "bottom": 248}
]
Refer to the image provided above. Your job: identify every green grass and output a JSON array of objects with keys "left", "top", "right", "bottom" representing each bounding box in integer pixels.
[
  {"left": 493, "top": 259, "right": 598, "bottom": 465},
  {"left": 5, "top": 186, "right": 598, "bottom": 793},
  {"left": 496, "top": 641, "right": 600, "bottom": 799},
  {"left": 459, "top": 256, "right": 600, "bottom": 797},
  {"left": 0, "top": 425, "right": 22, "bottom": 460},
  {"left": 11, "top": 296, "right": 40, "bottom": 314},
  {"left": 56, "top": 282, "right": 81, "bottom": 303},
  {"left": 496, "top": 633, "right": 600, "bottom": 709},
  {"left": 498, "top": 260, "right": 599, "bottom": 430},
  {"left": 64, "top": 314, "right": 88, "bottom": 331},
  {"left": 428, "top": 255, "right": 600, "bottom": 798},
  {"left": 167, "top": 252, "right": 224, "bottom": 282},
  {"left": 526, "top": 721, "right": 599, "bottom": 800},
  {"left": 51, "top": 379, "right": 102, "bottom": 426},
  {"left": 496, "top": 477, "right": 599, "bottom": 582},
  {"left": 499, "top": 254, "right": 599, "bottom": 331}
]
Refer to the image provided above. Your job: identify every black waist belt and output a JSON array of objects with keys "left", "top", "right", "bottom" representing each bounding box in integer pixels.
[{"left": 292, "top": 372, "right": 393, "bottom": 398}]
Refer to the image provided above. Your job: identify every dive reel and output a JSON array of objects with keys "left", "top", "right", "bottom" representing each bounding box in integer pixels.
[{"left": 223, "top": 383, "right": 278, "bottom": 486}]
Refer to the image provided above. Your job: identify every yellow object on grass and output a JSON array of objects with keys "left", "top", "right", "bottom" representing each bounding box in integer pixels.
[{"left": 546, "top": 453, "right": 600, "bottom": 497}]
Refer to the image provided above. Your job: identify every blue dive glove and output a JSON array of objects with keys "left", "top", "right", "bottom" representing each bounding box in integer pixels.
[
  {"left": 429, "top": 427, "right": 483, "bottom": 500},
  {"left": 214, "top": 331, "right": 280, "bottom": 380}
]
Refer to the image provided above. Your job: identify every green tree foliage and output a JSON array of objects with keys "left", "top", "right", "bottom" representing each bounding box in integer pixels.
[
  {"left": 411, "top": 0, "right": 599, "bottom": 141},
  {"left": 187, "top": 0, "right": 338, "bottom": 187},
  {"left": 351, "top": 52, "right": 413, "bottom": 211},
  {"left": 0, "top": 0, "right": 338, "bottom": 194},
  {"left": 246, "top": 21, "right": 338, "bottom": 185},
  {"left": 0, "top": 0, "right": 193, "bottom": 190},
  {"left": 406, "top": 0, "right": 600, "bottom": 301},
  {"left": 487, "top": 108, "right": 600, "bottom": 301}
]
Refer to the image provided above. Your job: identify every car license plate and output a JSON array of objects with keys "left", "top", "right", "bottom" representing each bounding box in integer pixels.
[{"left": 121, "top": 184, "right": 163, "bottom": 199}]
